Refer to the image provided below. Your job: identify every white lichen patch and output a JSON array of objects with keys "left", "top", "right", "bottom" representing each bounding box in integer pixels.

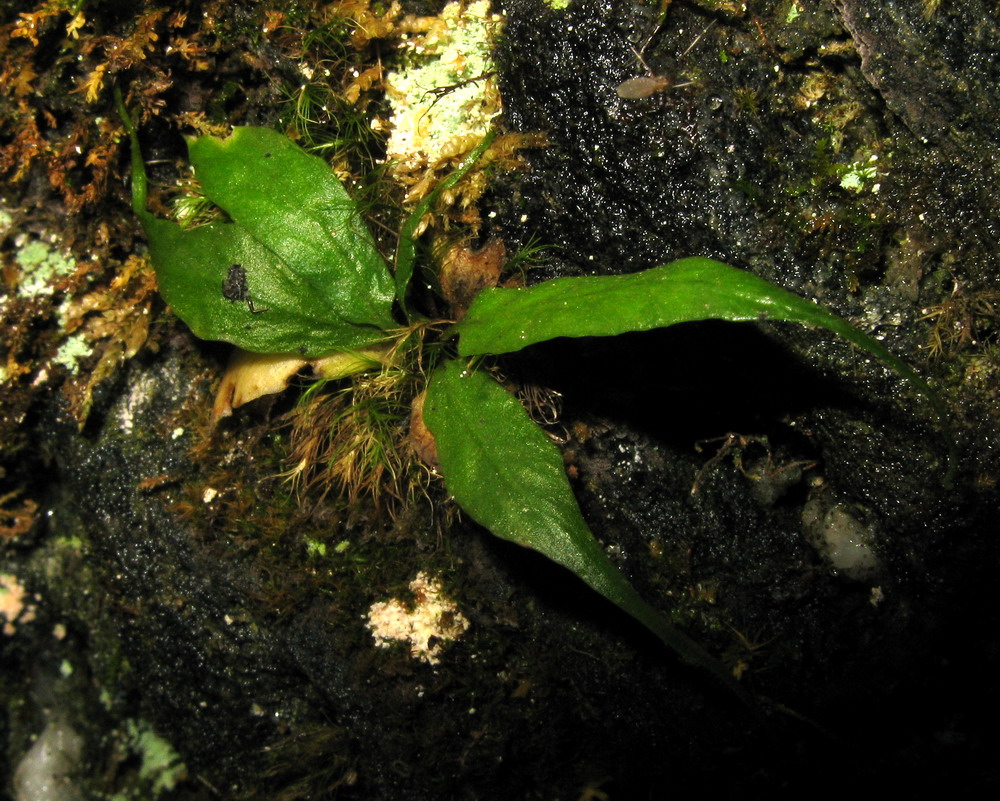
[
  {"left": 384, "top": 0, "right": 502, "bottom": 180},
  {"left": 115, "top": 371, "right": 159, "bottom": 434},
  {"left": 366, "top": 572, "right": 470, "bottom": 664}
]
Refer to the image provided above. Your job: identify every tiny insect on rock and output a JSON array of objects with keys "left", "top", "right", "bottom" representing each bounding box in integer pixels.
[
  {"left": 616, "top": 74, "right": 675, "bottom": 99},
  {"left": 615, "top": 18, "right": 713, "bottom": 99}
]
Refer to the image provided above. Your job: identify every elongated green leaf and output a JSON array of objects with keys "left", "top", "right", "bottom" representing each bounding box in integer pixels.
[
  {"left": 456, "top": 256, "right": 948, "bottom": 424},
  {"left": 424, "top": 360, "right": 753, "bottom": 700},
  {"left": 129, "top": 125, "right": 396, "bottom": 356},
  {"left": 459, "top": 256, "right": 875, "bottom": 357}
]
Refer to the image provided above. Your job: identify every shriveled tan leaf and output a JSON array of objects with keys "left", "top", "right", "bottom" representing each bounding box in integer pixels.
[
  {"left": 407, "top": 390, "right": 438, "bottom": 469},
  {"left": 212, "top": 350, "right": 307, "bottom": 422},
  {"left": 212, "top": 343, "right": 395, "bottom": 422}
]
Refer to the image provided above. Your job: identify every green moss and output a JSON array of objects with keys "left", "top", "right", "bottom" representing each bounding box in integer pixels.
[
  {"left": 305, "top": 538, "right": 327, "bottom": 557},
  {"left": 839, "top": 154, "right": 880, "bottom": 193},
  {"left": 126, "top": 719, "right": 188, "bottom": 795},
  {"left": 53, "top": 533, "right": 86, "bottom": 551}
]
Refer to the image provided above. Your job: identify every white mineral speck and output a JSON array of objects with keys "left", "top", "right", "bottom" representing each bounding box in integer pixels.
[
  {"left": 802, "top": 498, "right": 879, "bottom": 580},
  {"left": 366, "top": 572, "right": 469, "bottom": 664}
]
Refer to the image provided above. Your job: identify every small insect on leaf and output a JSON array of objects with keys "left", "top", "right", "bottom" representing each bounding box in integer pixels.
[
  {"left": 221, "top": 263, "right": 249, "bottom": 302},
  {"left": 222, "top": 263, "right": 268, "bottom": 313}
]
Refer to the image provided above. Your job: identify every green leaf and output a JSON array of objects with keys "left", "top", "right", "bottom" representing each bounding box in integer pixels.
[
  {"left": 133, "top": 126, "right": 396, "bottom": 356},
  {"left": 424, "top": 360, "right": 754, "bottom": 700},
  {"left": 456, "top": 256, "right": 948, "bottom": 427}
]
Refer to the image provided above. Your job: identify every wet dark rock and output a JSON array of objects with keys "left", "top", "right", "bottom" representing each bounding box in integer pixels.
[{"left": 3, "top": 0, "right": 1000, "bottom": 798}]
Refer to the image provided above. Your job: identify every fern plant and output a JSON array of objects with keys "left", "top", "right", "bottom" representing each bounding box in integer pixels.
[{"left": 119, "top": 107, "right": 947, "bottom": 702}]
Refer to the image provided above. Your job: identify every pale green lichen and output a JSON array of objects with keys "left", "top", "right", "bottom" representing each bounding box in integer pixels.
[
  {"left": 786, "top": 0, "right": 802, "bottom": 23},
  {"left": 384, "top": 0, "right": 502, "bottom": 176},
  {"left": 15, "top": 240, "right": 76, "bottom": 299},
  {"left": 545, "top": 0, "right": 571, "bottom": 9},
  {"left": 52, "top": 333, "right": 92, "bottom": 374}
]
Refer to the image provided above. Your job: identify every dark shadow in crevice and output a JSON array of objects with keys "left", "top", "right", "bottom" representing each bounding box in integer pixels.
[{"left": 504, "top": 319, "right": 855, "bottom": 448}]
